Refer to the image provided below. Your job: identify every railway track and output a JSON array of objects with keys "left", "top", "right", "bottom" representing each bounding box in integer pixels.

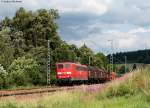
[{"left": 0, "top": 86, "right": 74, "bottom": 97}]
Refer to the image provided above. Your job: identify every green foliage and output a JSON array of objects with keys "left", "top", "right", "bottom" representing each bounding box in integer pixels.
[
  {"left": 0, "top": 64, "right": 8, "bottom": 89},
  {"left": 0, "top": 27, "right": 14, "bottom": 69},
  {"left": 11, "top": 31, "right": 26, "bottom": 58},
  {"left": 105, "top": 82, "right": 136, "bottom": 98},
  {"left": 93, "top": 53, "right": 108, "bottom": 69},
  {"left": 0, "top": 7, "right": 61, "bottom": 86},
  {"left": 97, "top": 68, "right": 150, "bottom": 99},
  {"left": 79, "top": 44, "right": 93, "bottom": 65},
  {"left": 112, "top": 49, "right": 150, "bottom": 64},
  {"left": 29, "top": 47, "right": 48, "bottom": 84},
  {"left": 78, "top": 44, "right": 108, "bottom": 69},
  {"left": 9, "top": 7, "right": 60, "bottom": 48},
  {"left": 8, "top": 55, "right": 41, "bottom": 86}
]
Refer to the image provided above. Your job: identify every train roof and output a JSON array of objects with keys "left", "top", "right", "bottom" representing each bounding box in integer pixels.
[{"left": 56, "top": 62, "right": 87, "bottom": 67}]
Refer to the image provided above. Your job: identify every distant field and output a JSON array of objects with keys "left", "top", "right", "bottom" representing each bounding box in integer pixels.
[{"left": 0, "top": 68, "right": 150, "bottom": 108}]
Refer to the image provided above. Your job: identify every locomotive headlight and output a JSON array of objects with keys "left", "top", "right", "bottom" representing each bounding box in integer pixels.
[
  {"left": 57, "top": 72, "right": 62, "bottom": 75},
  {"left": 66, "top": 72, "right": 71, "bottom": 74}
]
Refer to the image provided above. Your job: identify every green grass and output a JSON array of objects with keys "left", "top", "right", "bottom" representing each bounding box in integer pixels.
[
  {"left": 0, "top": 68, "right": 150, "bottom": 108},
  {"left": 0, "top": 92, "right": 149, "bottom": 108}
]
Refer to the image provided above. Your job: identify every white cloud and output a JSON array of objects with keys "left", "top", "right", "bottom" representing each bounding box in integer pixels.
[
  {"left": 0, "top": 0, "right": 110, "bottom": 20},
  {"left": 117, "top": 34, "right": 136, "bottom": 49},
  {"left": 66, "top": 28, "right": 150, "bottom": 54},
  {"left": 49, "top": 0, "right": 108, "bottom": 15},
  {"left": 128, "top": 27, "right": 150, "bottom": 34},
  {"left": 79, "top": 0, "right": 108, "bottom": 15}
]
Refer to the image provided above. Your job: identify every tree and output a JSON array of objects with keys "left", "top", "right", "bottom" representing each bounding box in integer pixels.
[
  {"left": 8, "top": 55, "right": 41, "bottom": 86},
  {"left": 11, "top": 8, "right": 60, "bottom": 48},
  {"left": 0, "top": 27, "right": 14, "bottom": 69},
  {"left": 11, "top": 31, "right": 26, "bottom": 58},
  {"left": 93, "top": 53, "right": 108, "bottom": 69},
  {"left": 79, "top": 44, "right": 93, "bottom": 66},
  {"left": 0, "top": 8, "right": 61, "bottom": 85},
  {"left": 29, "top": 47, "right": 48, "bottom": 84},
  {"left": 112, "top": 49, "right": 150, "bottom": 64}
]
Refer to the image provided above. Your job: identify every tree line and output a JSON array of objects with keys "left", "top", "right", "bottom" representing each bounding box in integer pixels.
[
  {"left": 0, "top": 7, "right": 108, "bottom": 89},
  {"left": 109, "top": 49, "right": 150, "bottom": 64}
]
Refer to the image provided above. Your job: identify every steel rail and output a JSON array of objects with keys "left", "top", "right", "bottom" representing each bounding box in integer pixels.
[{"left": 0, "top": 86, "right": 74, "bottom": 97}]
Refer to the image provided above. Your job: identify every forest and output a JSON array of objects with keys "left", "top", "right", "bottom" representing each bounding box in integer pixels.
[
  {"left": 0, "top": 8, "right": 108, "bottom": 89},
  {"left": 110, "top": 49, "right": 150, "bottom": 64}
]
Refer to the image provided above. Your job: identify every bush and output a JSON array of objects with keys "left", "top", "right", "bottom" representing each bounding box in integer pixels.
[
  {"left": 97, "top": 68, "right": 150, "bottom": 99},
  {"left": 105, "top": 82, "right": 136, "bottom": 98},
  {"left": 0, "top": 64, "right": 8, "bottom": 89},
  {"left": 8, "top": 55, "right": 41, "bottom": 86}
]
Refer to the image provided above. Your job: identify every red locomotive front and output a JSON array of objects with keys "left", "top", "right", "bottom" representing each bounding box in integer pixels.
[{"left": 56, "top": 62, "right": 73, "bottom": 80}]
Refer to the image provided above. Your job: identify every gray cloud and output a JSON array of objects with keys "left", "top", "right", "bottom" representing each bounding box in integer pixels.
[{"left": 58, "top": 12, "right": 103, "bottom": 41}]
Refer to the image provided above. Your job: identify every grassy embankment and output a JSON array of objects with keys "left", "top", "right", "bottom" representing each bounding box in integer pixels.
[{"left": 0, "top": 68, "right": 150, "bottom": 108}]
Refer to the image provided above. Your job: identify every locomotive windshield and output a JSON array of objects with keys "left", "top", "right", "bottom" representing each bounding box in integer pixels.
[
  {"left": 58, "top": 64, "right": 63, "bottom": 69},
  {"left": 66, "top": 64, "right": 71, "bottom": 69}
]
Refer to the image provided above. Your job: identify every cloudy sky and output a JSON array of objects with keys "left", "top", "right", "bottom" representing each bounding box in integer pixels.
[{"left": 0, "top": 0, "right": 150, "bottom": 54}]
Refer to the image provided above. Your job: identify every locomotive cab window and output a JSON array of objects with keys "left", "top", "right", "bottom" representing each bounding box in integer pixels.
[
  {"left": 58, "top": 64, "right": 63, "bottom": 69},
  {"left": 66, "top": 64, "right": 71, "bottom": 69}
]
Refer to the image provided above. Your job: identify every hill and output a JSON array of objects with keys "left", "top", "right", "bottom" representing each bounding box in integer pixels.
[{"left": 108, "top": 49, "right": 150, "bottom": 64}]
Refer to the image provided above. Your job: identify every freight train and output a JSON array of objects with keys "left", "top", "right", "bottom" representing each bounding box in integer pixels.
[{"left": 56, "top": 62, "right": 113, "bottom": 84}]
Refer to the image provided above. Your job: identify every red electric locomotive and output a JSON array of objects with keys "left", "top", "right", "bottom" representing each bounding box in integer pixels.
[{"left": 56, "top": 62, "right": 88, "bottom": 82}]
